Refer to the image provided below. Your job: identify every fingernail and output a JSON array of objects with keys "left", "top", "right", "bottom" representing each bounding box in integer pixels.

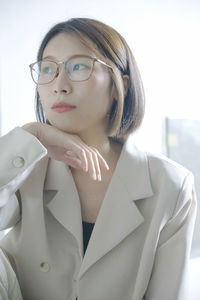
[
  {"left": 93, "top": 173, "right": 97, "bottom": 180},
  {"left": 98, "top": 174, "right": 101, "bottom": 181},
  {"left": 66, "top": 150, "right": 76, "bottom": 157},
  {"left": 84, "top": 165, "right": 88, "bottom": 172}
]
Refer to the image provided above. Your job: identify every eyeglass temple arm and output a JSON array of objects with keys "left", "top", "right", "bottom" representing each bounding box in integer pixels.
[{"left": 96, "top": 58, "right": 113, "bottom": 69}]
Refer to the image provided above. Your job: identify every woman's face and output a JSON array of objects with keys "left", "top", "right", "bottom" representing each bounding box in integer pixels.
[{"left": 37, "top": 33, "right": 113, "bottom": 134}]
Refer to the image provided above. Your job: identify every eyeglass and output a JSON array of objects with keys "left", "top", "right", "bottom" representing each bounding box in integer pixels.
[{"left": 29, "top": 54, "right": 112, "bottom": 85}]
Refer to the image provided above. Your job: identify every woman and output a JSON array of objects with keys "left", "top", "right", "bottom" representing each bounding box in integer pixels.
[{"left": 0, "top": 18, "right": 196, "bottom": 300}]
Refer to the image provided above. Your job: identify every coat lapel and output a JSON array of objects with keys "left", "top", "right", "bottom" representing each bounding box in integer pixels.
[
  {"left": 45, "top": 136, "right": 154, "bottom": 279},
  {"left": 45, "top": 159, "right": 83, "bottom": 257},
  {"left": 78, "top": 137, "right": 154, "bottom": 278}
]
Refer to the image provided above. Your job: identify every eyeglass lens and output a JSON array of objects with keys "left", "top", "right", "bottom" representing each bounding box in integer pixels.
[{"left": 31, "top": 57, "right": 94, "bottom": 84}]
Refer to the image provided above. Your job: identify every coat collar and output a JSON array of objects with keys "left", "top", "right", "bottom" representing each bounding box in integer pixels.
[{"left": 44, "top": 136, "right": 154, "bottom": 279}]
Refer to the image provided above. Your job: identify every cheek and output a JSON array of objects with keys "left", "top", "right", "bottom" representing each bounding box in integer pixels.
[
  {"left": 96, "top": 71, "right": 111, "bottom": 90},
  {"left": 87, "top": 72, "right": 112, "bottom": 105},
  {"left": 37, "top": 87, "right": 49, "bottom": 100},
  {"left": 37, "top": 87, "right": 53, "bottom": 111}
]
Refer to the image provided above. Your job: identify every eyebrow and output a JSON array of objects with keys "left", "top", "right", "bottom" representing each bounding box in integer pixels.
[
  {"left": 43, "top": 55, "right": 57, "bottom": 60},
  {"left": 42, "top": 54, "right": 93, "bottom": 59},
  {"left": 42, "top": 54, "right": 97, "bottom": 61}
]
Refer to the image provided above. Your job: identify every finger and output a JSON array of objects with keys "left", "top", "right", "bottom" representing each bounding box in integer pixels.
[
  {"left": 78, "top": 145, "right": 97, "bottom": 180},
  {"left": 87, "top": 147, "right": 103, "bottom": 181},
  {"left": 92, "top": 151, "right": 101, "bottom": 181},
  {"left": 87, "top": 150, "right": 97, "bottom": 180},
  {"left": 63, "top": 154, "right": 84, "bottom": 170},
  {"left": 65, "top": 150, "right": 77, "bottom": 158},
  {"left": 65, "top": 146, "right": 88, "bottom": 172},
  {"left": 90, "top": 147, "right": 110, "bottom": 171},
  {"left": 72, "top": 145, "right": 97, "bottom": 180}
]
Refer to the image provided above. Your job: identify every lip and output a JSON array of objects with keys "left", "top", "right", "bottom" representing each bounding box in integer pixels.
[{"left": 51, "top": 102, "right": 76, "bottom": 113}]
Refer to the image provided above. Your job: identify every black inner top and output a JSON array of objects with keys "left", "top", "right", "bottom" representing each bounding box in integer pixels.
[
  {"left": 76, "top": 221, "right": 95, "bottom": 300},
  {"left": 82, "top": 220, "right": 95, "bottom": 255}
]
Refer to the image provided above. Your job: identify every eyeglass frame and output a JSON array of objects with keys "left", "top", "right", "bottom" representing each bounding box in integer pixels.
[{"left": 29, "top": 54, "right": 113, "bottom": 85}]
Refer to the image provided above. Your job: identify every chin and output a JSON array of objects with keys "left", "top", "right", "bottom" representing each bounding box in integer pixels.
[{"left": 48, "top": 119, "right": 79, "bottom": 134}]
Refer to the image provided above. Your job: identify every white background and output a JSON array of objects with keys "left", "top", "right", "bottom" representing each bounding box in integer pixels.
[
  {"left": 0, "top": 0, "right": 200, "bottom": 298},
  {"left": 1, "top": 0, "right": 200, "bottom": 153}
]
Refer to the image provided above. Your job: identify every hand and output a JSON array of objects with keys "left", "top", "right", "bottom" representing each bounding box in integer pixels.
[{"left": 22, "top": 122, "right": 109, "bottom": 181}]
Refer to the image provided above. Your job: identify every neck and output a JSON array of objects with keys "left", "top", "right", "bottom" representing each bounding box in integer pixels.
[{"left": 78, "top": 127, "right": 112, "bottom": 161}]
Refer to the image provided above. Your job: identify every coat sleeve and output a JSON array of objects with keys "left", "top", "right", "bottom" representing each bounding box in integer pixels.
[
  {"left": 0, "top": 127, "right": 47, "bottom": 230},
  {"left": 0, "top": 248, "right": 23, "bottom": 300},
  {"left": 144, "top": 173, "right": 197, "bottom": 300}
]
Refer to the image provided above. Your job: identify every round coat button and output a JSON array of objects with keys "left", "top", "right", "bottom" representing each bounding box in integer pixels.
[
  {"left": 40, "top": 262, "right": 51, "bottom": 272},
  {"left": 12, "top": 156, "right": 25, "bottom": 168}
]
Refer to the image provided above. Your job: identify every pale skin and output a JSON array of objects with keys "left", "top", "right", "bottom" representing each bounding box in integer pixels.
[{"left": 23, "top": 33, "right": 128, "bottom": 222}]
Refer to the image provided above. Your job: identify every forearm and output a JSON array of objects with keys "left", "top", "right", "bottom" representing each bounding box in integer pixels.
[{"left": 0, "top": 127, "right": 47, "bottom": 229}]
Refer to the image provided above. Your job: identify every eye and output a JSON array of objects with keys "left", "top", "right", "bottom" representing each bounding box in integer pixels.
[
  {"left": 42, "top": 66, "right": 53, "bottom": 74},
  {"left": 73, "top": 64, "right": 87, "bottom": 71}
]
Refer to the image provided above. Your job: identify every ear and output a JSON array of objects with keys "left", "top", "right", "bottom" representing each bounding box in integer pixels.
[
  {"left": 122, "top": 75, "right": 129, "bottom": 96},
  {"left": 110, "top": 75, "right": 130, "bottom": 99},
  {"left": 110, "top": 81, "right": 117, "bottom": 100}
]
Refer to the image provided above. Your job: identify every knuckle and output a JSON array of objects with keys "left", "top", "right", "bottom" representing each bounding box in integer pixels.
[
  {"left": 89, "top": 147, "right": 98, "bottom": 156},
  {"left": 87, "top": 150, "right": 93, "bottom": 158},
  {"left": 80, "top": 149, "right": 86, "bottom": 156},
  {"left": 90, "top": 146, "right": 98, "bottom": 152}
]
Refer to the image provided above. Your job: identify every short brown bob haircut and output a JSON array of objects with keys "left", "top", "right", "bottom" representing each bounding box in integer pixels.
[{"left": 35, "top": 17, "right": 145, "bottom": 142}]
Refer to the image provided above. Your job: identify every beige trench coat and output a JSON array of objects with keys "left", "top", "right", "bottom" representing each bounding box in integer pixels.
[
  {"left": 0, "top": 248, "right": 23, "bottom": 300},
  {"left": 0, "top": 127, "right": 197, "bottom": 300}
]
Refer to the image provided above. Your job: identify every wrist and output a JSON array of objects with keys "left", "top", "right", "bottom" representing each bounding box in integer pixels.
[{"left": 22, "top": 122, "right": 40, "bottom": 139}]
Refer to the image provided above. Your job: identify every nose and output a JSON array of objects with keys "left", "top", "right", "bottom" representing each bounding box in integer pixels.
[{"left": 53, "top": 64, "right": 72, "bottom": 95}]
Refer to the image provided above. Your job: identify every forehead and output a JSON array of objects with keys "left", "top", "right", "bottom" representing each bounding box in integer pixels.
[{"left": 42, "top": 33, "right": 96, "bottom": 60}]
